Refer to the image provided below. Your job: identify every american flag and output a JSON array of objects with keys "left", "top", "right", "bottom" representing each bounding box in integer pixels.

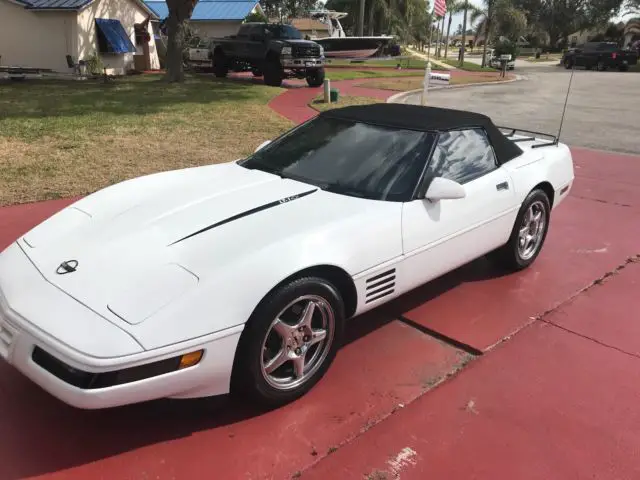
[{"left": 434, "top": 0, "right": 447, "bottom": 17}]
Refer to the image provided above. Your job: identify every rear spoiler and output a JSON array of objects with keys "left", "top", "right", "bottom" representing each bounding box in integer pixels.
[{"left": 497, "top": 126, "right": 559, "bottom": 149}]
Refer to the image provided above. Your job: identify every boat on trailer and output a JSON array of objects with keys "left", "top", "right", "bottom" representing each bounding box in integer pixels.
[{"left": 308, "top": 9, "right": 395, "bottom": 59}]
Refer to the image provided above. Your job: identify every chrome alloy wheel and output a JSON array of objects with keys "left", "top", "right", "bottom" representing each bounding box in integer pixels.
[
  {"left": 518, "top": 200, "right": 546, "bottom": 261},
  {"left": 260, "top": 295, "right": 335, "bottom": 391}
]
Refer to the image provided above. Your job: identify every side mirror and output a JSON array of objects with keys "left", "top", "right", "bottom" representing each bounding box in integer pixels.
[
  {"left": 255, "top": 140, "right": 271, "bottom": 153},
  {"left": 424, "top": 177, "right": 466, "bottom": 201}
]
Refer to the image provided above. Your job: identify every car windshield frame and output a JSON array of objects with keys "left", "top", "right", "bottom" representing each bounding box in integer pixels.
[{"left": 238, "top": 116, "right": 436, "bottom": 202}]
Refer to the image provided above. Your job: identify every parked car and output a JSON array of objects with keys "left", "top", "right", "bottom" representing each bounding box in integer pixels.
[
  {"left": 562, "top": 42, "right": 639, "bottom": 71},
  {"left": 210, "top": 22, "right": 325, "bottom": 87},
  {"left": 486, "top": 49, "right": 515, "bottom": 70},
  {"left": 0, "top": 104, "right": 574, "bottom": 410}
]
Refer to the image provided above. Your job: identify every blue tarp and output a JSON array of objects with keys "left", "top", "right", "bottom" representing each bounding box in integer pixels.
[{"left": 95, "top": 18, "right": 137, "bottom": 54}]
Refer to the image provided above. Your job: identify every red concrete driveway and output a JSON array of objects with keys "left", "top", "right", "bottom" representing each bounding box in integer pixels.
[{"left": 0, "top": 147, "right": 639, "bottom": 479}]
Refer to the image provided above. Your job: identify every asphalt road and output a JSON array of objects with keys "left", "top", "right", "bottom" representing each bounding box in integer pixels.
[{"left": 398, "top": 65, "right": 640, "bottom": 155}]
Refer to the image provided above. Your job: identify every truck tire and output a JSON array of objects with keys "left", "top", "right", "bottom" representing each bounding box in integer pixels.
[
  {"left": 306, "top": 68, "right": 325, "bottom": 87},
  {"left": 213, "top": 51, "right": 228, "bottom": 78},
  {"left": 263, "top": 59, "right": 284, "bottom": 87},
  {"left": 619, "top": 64, "right": 629, "bottom": 72}
]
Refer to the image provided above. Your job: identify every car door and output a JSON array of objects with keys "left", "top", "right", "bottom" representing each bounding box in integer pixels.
[
  {"left": 399, "top": 128, "right": 520, "bottom": 290},
  {"left": 573, "top": 45, "right": 588, "bottom": 67}
]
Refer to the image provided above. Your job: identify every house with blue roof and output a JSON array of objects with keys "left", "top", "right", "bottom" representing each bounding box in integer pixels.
[
  {"left": 0, "top": 0, "right": 161, "bottom": 74},
  {"left": 144, "top": 0, "right": 263, "bottom": 41}
]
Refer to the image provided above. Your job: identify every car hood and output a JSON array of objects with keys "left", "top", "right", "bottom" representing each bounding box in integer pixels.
[{"left": 16, "top": 161, "right": 388, "bottom": 334}]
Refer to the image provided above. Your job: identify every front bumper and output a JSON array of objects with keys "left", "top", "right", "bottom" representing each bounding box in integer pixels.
[
  {"left": 0, "top": 243, "right": 243, "bottom": 409},
  {"left": 281, "top": 57, "right": 324, "bottom": 69}
]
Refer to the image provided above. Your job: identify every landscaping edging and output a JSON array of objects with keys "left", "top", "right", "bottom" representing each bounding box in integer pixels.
[{"left": 386, "top": 74, "right": 525, "bottom": 104}]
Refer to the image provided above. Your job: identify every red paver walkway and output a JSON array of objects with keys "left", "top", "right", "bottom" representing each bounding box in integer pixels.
[
  {"left": 302, "top": 261, "right": 640, "bottom": 480},
  {"left": 0, "top": 78, "right": 638, "bottom": 480},
  {"left": 268, "top": 69, "right": 500, "bottom": 124}
]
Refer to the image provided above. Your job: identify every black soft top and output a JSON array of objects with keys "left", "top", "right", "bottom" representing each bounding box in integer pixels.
[{"left": 320, "top": 103, "right": 523, "bottom": 165}]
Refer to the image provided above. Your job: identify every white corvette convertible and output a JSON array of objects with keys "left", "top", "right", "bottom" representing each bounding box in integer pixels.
[{"left": 0, "top": 104, "right": 574, "bottom": 409}]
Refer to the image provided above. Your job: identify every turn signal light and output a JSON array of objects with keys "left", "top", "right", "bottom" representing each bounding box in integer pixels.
[{"left": 179, "top": 350, "right": 203, "bottom": 369}]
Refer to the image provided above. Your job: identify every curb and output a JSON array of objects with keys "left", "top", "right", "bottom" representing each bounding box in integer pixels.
[{"left": 386, "top": 74, "right": 525, "bottom": 104}]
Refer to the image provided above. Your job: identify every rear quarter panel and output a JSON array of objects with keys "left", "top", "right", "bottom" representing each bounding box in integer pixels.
[{"left": 503, "top": 141, "right": 575, "bottom": 209}]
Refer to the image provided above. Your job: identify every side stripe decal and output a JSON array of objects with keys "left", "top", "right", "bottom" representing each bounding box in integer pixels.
[{"left": 168, "top": 189, "right": 317, "bottom": 246}]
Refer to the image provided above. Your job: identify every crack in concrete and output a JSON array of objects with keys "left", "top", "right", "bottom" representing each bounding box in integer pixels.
[
  {"left": 541, "top": 320, "right": 640, "bottom": 360},
  {"left": 485, "top": 254, "right": 640, "bottom": 354},
  {"left": 572, "top": 195, "right": 632, "bottom": 208}
]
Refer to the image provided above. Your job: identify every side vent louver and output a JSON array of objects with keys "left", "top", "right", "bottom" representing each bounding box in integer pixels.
[{"left": 365, "top": 268, "right": 396, "bottom": 304}]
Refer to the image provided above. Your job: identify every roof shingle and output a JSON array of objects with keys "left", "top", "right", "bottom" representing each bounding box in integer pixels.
[{"left": 144, "top": 0, "right": 258, "bottom": 21}]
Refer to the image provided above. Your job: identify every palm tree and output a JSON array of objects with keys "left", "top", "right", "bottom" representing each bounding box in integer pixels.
[
  {"left": 472, "top": 0, "right": 527, "bottom": 65},
  {"left": 471, "top": 0, "right": 495, "bottom": 67},
  {"left": 624, "top": 17, "right": 640, "bottom": 46},
  {"left": 459, "top": 0, "right": 480, "bottom": 65},
  {"left": 444, "top": 0, "right": 465, "bottom": 59}
]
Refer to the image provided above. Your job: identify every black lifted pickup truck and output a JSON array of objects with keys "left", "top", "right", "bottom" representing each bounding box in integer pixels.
[
  {"left": 562, "top": 41, "right": 639, "bottom": 71},
  {"left": 210, "top": 23, "right": 325, "bottom": 87}
]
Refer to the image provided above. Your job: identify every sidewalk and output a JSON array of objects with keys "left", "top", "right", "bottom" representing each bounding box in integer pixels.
[{"left": 404, "top": 46, "right": 457, "bottom": 70}]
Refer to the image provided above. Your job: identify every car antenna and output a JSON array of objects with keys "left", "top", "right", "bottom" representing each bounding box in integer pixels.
[{"left": 555, "top": 61, "right": 575, "bottom": 146}]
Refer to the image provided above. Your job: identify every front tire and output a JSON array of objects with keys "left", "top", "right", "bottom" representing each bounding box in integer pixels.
[
  {"left": 263, "top": 59, "right": 284, "bottom": 87},
  {"left": 487, "top": 189, "right": 551, "bottom": 271},
  {"left": 306, "top": 68, "right": 325, "bottom": 87},
  {"left": 230, "top": 277, "right": 345, "bottom": 407}
]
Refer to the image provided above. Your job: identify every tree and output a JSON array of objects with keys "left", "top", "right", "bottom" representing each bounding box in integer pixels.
[
  {"left": 512, "top": 0, "right": 625, "bottom": 47},
  {"left": 443, "top": 0, "right": 465, "bottom": 58},
  {"left": 164, "top": 0, "right": 198, "bottom": 83},
  {"left": 472, "top": 0, "right": 528, "bottom": 65},
  {"left": 459, "top": 0, "right": 480, "bottom": 65},
  {"left": 244, "top": 12, "right": 268, "bottom": 23}
]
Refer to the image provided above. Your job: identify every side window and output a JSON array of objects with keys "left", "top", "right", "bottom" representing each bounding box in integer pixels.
[{"left": 426, "top": 128, "right": 498, "bottom": 184}]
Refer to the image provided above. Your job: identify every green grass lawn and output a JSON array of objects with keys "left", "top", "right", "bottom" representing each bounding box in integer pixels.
[
  {"left": 359, "top": 71, "right": 512, "bottom": 92},
  {"left": 0, "top": 74, "right": 292, "bottom": 206},
  {"left": 324, "top": 68, "right": 425, "bottom": 81},
  {"left": 309, "top": 94, "right": 382, "bottom": 112},
  {"left": 326, "top": 57, "right": 427, "bottom": 69}
]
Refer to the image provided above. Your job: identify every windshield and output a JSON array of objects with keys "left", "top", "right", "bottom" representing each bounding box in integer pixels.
[
  {"left": 240, "top": 116, "right": 434, "bottom": 201},
  {"left": 266, "top": 25, "right": 303, "bottom": 40}
]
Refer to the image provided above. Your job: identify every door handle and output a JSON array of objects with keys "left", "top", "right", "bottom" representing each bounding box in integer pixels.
[{"left": 496, "top": 181, "right": 509, "bottom": 191}]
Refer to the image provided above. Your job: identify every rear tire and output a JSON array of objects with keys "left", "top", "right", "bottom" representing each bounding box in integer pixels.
[
  {"left": 487, "top": 189, "right": 551, "bottom": 271},
  {"left": 619, "top": 64, "right": 629, "bottom": 72},
  {"left": 564, "top": 58, "right": 573, "bottom": 69},
  {"left": 230, "top": 276, "right": 345, "bottom": 407},
  {"left": 213, "top": 52, "right": 228, "bottom": 78}
]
